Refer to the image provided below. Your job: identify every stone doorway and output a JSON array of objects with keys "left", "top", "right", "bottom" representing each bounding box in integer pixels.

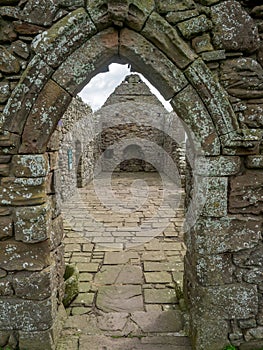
[
  {"left": 57, "top": 74, "right": 189, "bottom": 348},
  {"left": 59, "top": 172, "right": 190, "bottom": 349},
  {"left": 1, "top": 2, "right": 262, "bottom": 349}
]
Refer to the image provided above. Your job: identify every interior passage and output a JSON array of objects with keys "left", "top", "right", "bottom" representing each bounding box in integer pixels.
[{"left": 57, "top": 172, "right": 191, "bottom": 350}]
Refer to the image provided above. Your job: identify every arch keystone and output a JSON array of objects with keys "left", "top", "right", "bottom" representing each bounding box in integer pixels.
[{"left": 86, "top": 0, "right": 155, "bottom": 31}]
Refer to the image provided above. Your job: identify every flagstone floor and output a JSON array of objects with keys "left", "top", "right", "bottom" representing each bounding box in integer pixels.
[{"left": 57, "top": 172, "right": 192, "bottom": 350}]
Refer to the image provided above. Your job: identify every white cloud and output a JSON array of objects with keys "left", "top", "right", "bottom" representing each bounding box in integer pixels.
[{"left": 78, "top": 63, "right": 172, "bottom": 112}]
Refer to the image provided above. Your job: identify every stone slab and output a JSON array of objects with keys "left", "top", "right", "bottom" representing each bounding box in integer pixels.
[
  {"left": 145, "top": 272, "right": 172, "bottom": 283},
  {"left": 131, "top": 310, "right": 183, "bottom": 333},
  {"left": 97, "top": 312, "right": 129, "bottom": 331},
  {"left": 94, "top": 265, "right": 143, "bottom": 285},
  {"left": 104, "top": 251, "right": 139, "bottom": 264},
  {"left": 96, "top": 285, "right": 143, "bottom": 312},
  {"left": 144, "top": 288, "right": 178, "bottom": 304}
]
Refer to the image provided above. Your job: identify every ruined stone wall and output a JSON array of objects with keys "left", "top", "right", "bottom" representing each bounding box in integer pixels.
[
  {"left": 0, "top": 1, "right": 262, "bottom": 350},
  {"left": 58, "top": 97, "right": 97, "bottom": 202},
  {"left": 97, "top": 74, "right": 186, "bottom": 177}
]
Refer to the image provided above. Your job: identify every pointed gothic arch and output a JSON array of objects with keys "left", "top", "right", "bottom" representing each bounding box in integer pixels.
[{"left": 0, "top": 3, "right": 262, "bottom": 350}]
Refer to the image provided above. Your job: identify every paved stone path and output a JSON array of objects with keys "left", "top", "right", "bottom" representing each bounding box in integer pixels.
[{"left": 57, "top": 173, "right": 192, "bottom": 350}]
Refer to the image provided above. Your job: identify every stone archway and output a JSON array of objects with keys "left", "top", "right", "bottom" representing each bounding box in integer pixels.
[{"left": 0, "top": 2, "right": 262, "bottom": 349}]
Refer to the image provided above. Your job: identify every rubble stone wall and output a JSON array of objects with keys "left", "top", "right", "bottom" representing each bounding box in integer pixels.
[{"left": 0, "top": 1, "right": 262, "bottom": 349}]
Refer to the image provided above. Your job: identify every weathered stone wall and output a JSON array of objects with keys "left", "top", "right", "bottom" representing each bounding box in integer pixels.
[
  {"left": 58, "top": 97, "right": 97, "bottom": 202},
  {"left": 97, "top": 74, "right": 186, "bottom": 178},
  {"left": 0, "top": 1, "right": 262, "bottom": 349}
]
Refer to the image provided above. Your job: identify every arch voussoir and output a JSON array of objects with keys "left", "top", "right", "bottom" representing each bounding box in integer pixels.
[
  {"left": 52, "top": 27, "right": 119, "bottom": 96},
  {"left": 119, "top": 28, "right": 188, "bottom": 100},
  {"left": 32, "top": 8, "right": 97, "bottom": 69}
]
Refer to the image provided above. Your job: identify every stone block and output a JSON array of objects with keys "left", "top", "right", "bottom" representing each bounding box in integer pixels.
[
  {"left": 13, "top": 21, "right": 45, "bottom": 35},
  {"left": 63, "top": 264, "right": 79, "bottom": 307},
  {"left": 0, "top": 81, "right": 10, "bottom": 103},
  {"left": 220, "top": 58, "right": 263, "bottom": 100},
  {"left": 0, "top": 163, "right": 10, "bottom": 176},
  {"left": 51, "top": 245, "right": 65, "bottom": 303},
  {"left": 50, "top": 214, "right": 64, "bottom": 250},
  {"left": 14, "top": 202, "right": 51, "bottom": 243},
  {"left": 192, "top": 33, "right": 214, "bottom": 54},
  {"left": 201, "top": 177, "right": 228, "bottom": 217},
  {"left": 144, "top": 288, "right": 177, "bottom": 304},
  {"left": 192, "top": 216, "right": 261, "bottom": 254},
  {"left": 0, "top": 215, "right": 13, "bottom": 240},
  {"left": 131, "top": 310, "right": 183, "bottom": 333},
  {"left": 0, "top": 240, "right": 51, "bottom": 271},
  {"left": 190, "top": 313, "right": 230, "bottom": 350},
  {"left": 221, "top": 129, "right": 262, "bottom": 156},
  {"left": 171, "top": 85, "right": 220, "bottom": 155},
  {"left": 193, "top": 252, "right": 233, "bottom": 286},
  {"left": 12, "top": 154, "right": 49, "bottom": 177},
  {"left": 120, "top": 28, "right": 188, "bottom": 100},
  {"left": 156, "top": 0, "right": 196, "bottom": 13},
  {"left": 201, "top": 49, "right": 226, "bottom": 61},
  {"left": 0, "top": 131, "right": 20, "bottom": 154},
  {"left": 229, "top": 170, "right": 263, "bottom": 214},
  {"left": 0, "top": 277, "right": 13, "bottom": 296},
  {"left": 194, "top": 156, "right": 241, "bottom": 176},
  {"left": 142, "top": 12, "right": 197, "bottom": 69},
  {"left": 94, "top": 265, "right": 143, "bottom": 284},
  {"left": 0, "top": 296, "right": 56, "bottom": 331},
  {"left": 177, "top": 15, "right": 212, "bottom": 39},
  {"left": 96, "top": 285, "right": 143, "bottom": 312},
  {"left": 240, "top": 340, "right": 263, "bottom": 350},
  {"left": 204, "top": 284, "right": 258, "bottom": 319},
  {"left": 13, "top": 264, "right": 56, "bottom": 300},
  {"left": 0, "top": 46, "right": 20, "bottom": 74},
  {"left": 3, "top": 56, "right": 54, "bottom": 135},
  {"left": 52, "top": 28, "right": 119, "bottom": 95},
  {"left": 87, "top": 0, "right": 155, "bottom": 31},
  {"left": 246, "top": 156, "right": 263, "bottom": 169},
  {"left": 19, "top": 304, "right": 67, "bottom": 350},
  {"left": 0, "top": 177, "right": 47, "bottom": 206},
  {"left": 32, "top": 8, "right": 97, "bottom": 68},
  {"left": 20, "top": 80, "right": 71, "bottom": 154},
  {"left": 20, "top": 0, "right": 60, "bottom": 26},
  {"left": 211, "top": 0, "right": 260, "bottom": 53},
  {"left": 185, "top": 58, "right": 238, "bottom": 135},
  {"left": 166, "top": 9, "right": 199, "bottom": 25}
]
